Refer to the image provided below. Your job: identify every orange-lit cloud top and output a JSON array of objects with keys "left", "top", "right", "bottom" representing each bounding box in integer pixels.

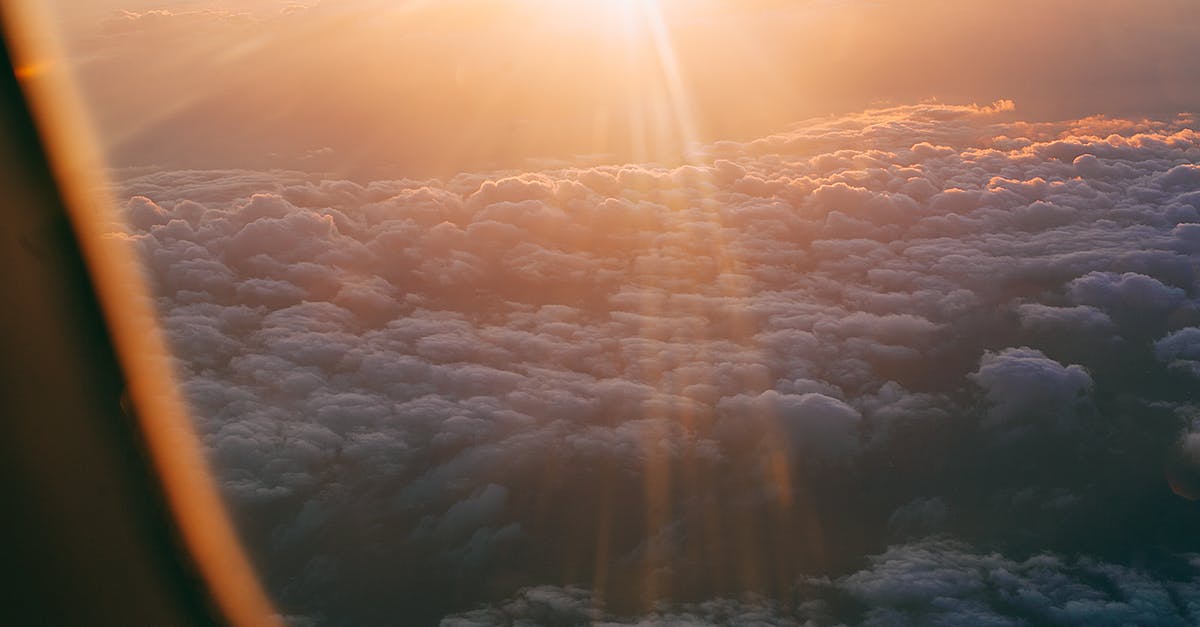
[
  {"left": 112, "top": 101, "right": 1200, "bottom": 622},
  {"left": 40, "top": 0, "right": 1200, "bottom": 178}
]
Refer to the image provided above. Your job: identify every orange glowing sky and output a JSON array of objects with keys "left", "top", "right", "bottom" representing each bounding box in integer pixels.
[{"left": 37, "top": 0, "right": 1200, "bottom": 177}]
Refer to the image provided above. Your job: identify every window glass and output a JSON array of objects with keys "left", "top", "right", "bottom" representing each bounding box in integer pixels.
[{"left": 35, "top": 1, "right": 1200, "bottom": 624}]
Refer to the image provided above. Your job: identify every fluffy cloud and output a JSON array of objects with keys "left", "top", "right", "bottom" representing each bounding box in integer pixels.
[
  {"left": 115, "top": 102, "right": 1200, "bottom": 624},
  {"left": 1157, "top": 328, "right": 1200, "bottom": 378},
  {"left": 714, "top": 391, "right": 862, "bottom": 462},
  {"left": 443, "top": 538, "right": 1200, "bottom": 626},
  {"left": 827, "top": 539, "right": 1200, "bottom": 627},
  {"left": 970, "top": 348, "right": 1092, "bottom": 435}
]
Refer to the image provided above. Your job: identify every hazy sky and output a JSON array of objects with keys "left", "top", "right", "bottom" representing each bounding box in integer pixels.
[{"left": 43, "top": 0, "right": 1200, "bottom": 177}]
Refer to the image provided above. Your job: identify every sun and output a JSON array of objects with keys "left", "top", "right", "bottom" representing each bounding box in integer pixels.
[
  {"left": 530, "top": 0, "right": 698, "bottom": 152},
  {"left": 555, "top": 0, "right": 660, "bottom": 11},
  {"left": 538, "top": 0, "right": 663, "bottom": 31}
]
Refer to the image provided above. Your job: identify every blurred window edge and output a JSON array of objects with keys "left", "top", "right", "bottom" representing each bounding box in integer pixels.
[{"left": 0, "top": 3, "right": 278, "bottom": 625}]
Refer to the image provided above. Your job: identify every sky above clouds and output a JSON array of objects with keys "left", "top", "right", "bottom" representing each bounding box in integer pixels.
[
  {"left": 31, "top": 0, "right": 1200, "bottom": 624},
  {"left": 43, "top": 0, "right": 1200, "bottom": 177}
]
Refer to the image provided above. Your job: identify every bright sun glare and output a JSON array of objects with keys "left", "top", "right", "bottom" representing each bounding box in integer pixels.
[
  {"left": 549, "top": 0, "right": 701, "bottom": 160},
  {"left": 544, "top": 0, "right": 663, "bottom": 32}
]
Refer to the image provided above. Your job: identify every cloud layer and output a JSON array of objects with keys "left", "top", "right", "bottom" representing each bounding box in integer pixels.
[
  {"left": 114, "top": 102, "right": 1200, "bottom": 624},
  {"left": 445, "top": 538, "right": 1200, "bottom": 626}
]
